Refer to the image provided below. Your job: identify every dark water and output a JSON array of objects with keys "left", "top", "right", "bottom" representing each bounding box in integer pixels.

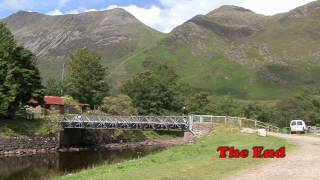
[{"left": 0, "top": 146, "right": 163, "bottom": 180}]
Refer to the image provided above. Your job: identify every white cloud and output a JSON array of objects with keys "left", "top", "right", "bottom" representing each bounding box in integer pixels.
[
  {"left": 107, "top": 0, "right": 230, "bottom": 33},
  {"left": 0, "top": 0, "right": 70, "bottom": 11},
  {"left": 41, "top": 0, "right": 316, "bottom": 33},
  {"left": 85, "top": 9, "right": 98, "bottom": 12},
  {"left": 239, "top": 0, "right": 316, "bottom": 15},
  {"left": 64, "top": 7, "right": 94, "bottom": 15},
  {"left": 106, "top": 0, "right": 316, "bottom": 33},
  {"left": 65, "top": 9, "right": 80, "bottom": 14},
  {"left": 47, "top": 9, "right": 63, "bottom": 16},
  {"left": 107, "top": 5, "right": 170, "bottom": 31}
]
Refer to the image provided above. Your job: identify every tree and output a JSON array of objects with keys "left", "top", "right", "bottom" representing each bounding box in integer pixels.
[
  {"left": 242, "top": 103, "right": 277, "bottom": 123},
  {"left": 63, "top": 95, "right": 81, "bottom": 114},
  {"left": 101, "top": 94, "right": 136, "bottom": 115},
  {"left": 0, "top": 23, "right": 43, "bottom": 118},
  {"left": 214, "top": 96, "right": 242, "bottom": 116},
  {"left": 184, "top": 92, "right": 211, "bottom": 114},
  {"left": 123, "top": 65, "right": 183, "bottom": 115},
  {"left": 243, "top": 103, "right": 262, "bottom": 119},
  {"left": 276, "top": 92, "right": 320, "bottom": 126},
  {"left": 0, "top": 23, "right": 15, "bottom": 117},
  {"left": 45, "top": 78, "right": 63, "bottom": 96},
  {"left": 66, "top": 47, "right": 109, "bottom": 108}
]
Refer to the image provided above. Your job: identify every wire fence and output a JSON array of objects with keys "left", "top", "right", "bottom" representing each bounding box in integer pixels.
[{"left": 192, "top": 115, "right": 280, "bottom": 133}]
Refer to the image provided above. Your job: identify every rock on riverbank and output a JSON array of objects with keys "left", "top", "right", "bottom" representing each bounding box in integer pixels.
[{"left": 0, "top": 135, "right": 58, "bottom": 157}]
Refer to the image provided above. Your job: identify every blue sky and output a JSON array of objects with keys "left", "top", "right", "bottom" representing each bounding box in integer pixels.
[
  {"left": 0, "top": 0, "right": 316, "bottom": 32},
  {"left": 0, "top": 0, "right": 161, "bottom": 17}
]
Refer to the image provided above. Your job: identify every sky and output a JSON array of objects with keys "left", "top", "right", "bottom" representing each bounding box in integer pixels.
[{"left": 0, "top": 0, "right": 316, "bottom": 32}]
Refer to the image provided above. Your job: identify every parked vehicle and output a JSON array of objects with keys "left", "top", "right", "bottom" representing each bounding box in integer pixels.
[{"left": 290, "top": 120, "right": 307, "bottom": 134}]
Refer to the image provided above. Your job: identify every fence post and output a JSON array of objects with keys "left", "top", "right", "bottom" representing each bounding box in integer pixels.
[
  {"left": 188, "top": 115, "right": 193, "bottom": 131},
  {"left": 238, "top": 117, "right": 242, "bottom": 129},
  {"left": 224, "top": 116, "right": 228, "bottom": 127},
  {"left": 200, "top": 116, "right": 203, "bottom": 123},
  {"left": 254, "top": 120, "right": 257, "bottom": 129}
]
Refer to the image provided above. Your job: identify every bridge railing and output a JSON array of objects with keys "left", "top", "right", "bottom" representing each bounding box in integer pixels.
[
  {"left": 60, "top": 114, "right": 193, "bottom": 132},
  {"left": 192, "top": 115, "right": 279, "bottom": 133},
  {"left": 59, "top": 114, "right": 279, "bottom": 133}
]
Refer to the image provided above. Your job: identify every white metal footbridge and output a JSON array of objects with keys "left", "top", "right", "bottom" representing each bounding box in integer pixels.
[
  {"left": 59, "top": 114, "right": 279, "bottom": 133},
  {"left": 60, "top": 115, "right": 193, "bottom": 132}
]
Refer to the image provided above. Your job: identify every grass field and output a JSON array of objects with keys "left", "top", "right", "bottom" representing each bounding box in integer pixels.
[
  {"left": 57, "top": 127, "right": 294, "bottom": 180},
  {"left": 122, "top": 43, "right": 300, "bottom": 100},
  {"left": 0, "top": 118, "right": 56, "bottom": 137}
]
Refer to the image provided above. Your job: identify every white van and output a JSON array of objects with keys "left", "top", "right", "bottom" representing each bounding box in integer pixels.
[{"left": 290, "top": 120, "right": 307, "bottom": 134}]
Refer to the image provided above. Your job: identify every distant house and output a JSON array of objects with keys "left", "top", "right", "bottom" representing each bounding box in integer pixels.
[
  {"left": 27, "top": 96, "right": 87, "bottom": 115},
  {"left": 44, "top": 96, "right": 64, "bottom": 115},
  {"left": 26, "top": 98, "right": 39, "bottom": 107}
]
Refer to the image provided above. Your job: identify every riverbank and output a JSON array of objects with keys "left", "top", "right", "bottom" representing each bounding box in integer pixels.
[
  {"left": 57, "top": 128, "right": 294, "bottom": 180},
  {"left": 0, "top": 146, "right": 163, "bottom": 180},
  {"left": 100, "top": 136, "right": 193, "bottom": 150},
  {"left": 0, "top": 118, "right": 186, "bottom": 157},
  {"left": 0, "top": 135, "right": 58, "bottom": 156},
  {"left": 0, "top": 134, "right": 188, "bottom": 157}
]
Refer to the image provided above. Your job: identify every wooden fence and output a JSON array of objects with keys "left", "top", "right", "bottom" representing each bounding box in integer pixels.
[{"left": 192, "top": 115, "right": 280, "bottom": 133}]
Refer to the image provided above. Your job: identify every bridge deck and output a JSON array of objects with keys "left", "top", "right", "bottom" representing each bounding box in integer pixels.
[{"left": 60, "top": 115, "right": 193, "bottom": 132}]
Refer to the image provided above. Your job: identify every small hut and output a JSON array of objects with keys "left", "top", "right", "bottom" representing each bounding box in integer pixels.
[{"left": 44, "top": 96, "right": 64, "bottom": 115}]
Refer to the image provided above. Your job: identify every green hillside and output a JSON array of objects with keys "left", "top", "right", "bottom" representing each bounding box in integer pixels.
[
  {"left": 2, "top": 1, "right": 320, "bottom": 100},
  {"left": 1, "top": 9, "right": 165, "bottom": 81},
  {"left": 114, "top": 1, "right": 320, "bottom": 99},
  {"left": 120, "top": 43, "right": 295, "bottom": 100}
]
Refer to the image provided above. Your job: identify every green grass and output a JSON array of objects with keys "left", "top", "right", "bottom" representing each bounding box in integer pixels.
[
  {"left": 0, "top": 118, "right": 56, "bottom": 137},
  {"left": 57, "top": 127, "right": 294, "bottom": 180},
  {"left": 123, "top": 43, "right": 296, "bottom": 100}
]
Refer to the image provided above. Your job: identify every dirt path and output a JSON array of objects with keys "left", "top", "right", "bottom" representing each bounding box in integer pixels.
[{"left": 225, "top": 133, "right": 320, "bottom": 180}]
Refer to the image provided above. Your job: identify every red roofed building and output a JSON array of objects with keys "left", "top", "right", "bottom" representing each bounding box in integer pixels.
[
  {"left": 44, "top": 96, "right": 64, "bottom": 115},
  {"left": 27, "top": 98, "right": 39, "bottom": 107}
]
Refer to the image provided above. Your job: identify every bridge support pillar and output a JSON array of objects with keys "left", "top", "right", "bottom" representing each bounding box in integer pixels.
[{"left": 59, "top": 129, "right": 85, "bottom": 148}]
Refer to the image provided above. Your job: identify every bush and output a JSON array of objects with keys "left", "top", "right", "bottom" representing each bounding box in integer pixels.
[
  {"left": 100, "top": 95, "right": 136, "bottom": 115},
  {"left": 63, "top": 95, "right": 81, "bottom": 114}
]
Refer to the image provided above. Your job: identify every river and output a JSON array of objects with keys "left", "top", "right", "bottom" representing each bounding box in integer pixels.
[{"left": 0, "top": 146, "right": 163, "bottom": 180}]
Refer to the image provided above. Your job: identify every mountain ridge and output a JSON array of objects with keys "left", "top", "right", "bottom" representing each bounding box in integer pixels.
[
  {"left": 1, "top": 1, "right": 320, "bottom": 99},
  {"left": 118, "top": 0, "right": 320, "bottom": 99},
  {"left": 1, "top": 8, "right": 165, "bottom": 81}
]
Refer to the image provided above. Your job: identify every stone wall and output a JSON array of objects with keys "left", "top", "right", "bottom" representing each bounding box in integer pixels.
[{"left": 0, "top": 135, "right": 58, "bottom": 156}]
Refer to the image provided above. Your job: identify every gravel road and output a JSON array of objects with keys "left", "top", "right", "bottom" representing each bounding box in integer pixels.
[{"left": 224, "top": 133, "right": 320, "bottom": 180}]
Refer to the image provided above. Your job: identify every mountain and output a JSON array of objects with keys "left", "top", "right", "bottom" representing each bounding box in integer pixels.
[
  {"left": 1, "top": 9, "right": 164, "bottom": 87},
  {"left": 2, "top": 1, "right": 320, "bottom": 99},
  {"left": 120, "top": 0, "right": 320, "bottom": 99}
]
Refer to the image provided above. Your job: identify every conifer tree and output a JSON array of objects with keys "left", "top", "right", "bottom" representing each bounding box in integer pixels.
[{"left": 66, "top": 47, "right": 109, "bottom": 108}]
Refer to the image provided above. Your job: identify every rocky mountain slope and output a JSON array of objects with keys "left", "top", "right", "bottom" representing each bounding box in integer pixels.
[
  {"left": 121, "top": 0, "right": 320, "bottom": 99},
  {"left": 1, "top": 9, "right": 164, "bottom": 81},
  {"left": 2, "top": 1, "right": 320, "bottom": 99}
]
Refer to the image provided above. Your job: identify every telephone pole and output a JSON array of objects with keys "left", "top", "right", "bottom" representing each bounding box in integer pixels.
[{"left": 61, "top": 62, "right": 65, "bottom": 95}]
